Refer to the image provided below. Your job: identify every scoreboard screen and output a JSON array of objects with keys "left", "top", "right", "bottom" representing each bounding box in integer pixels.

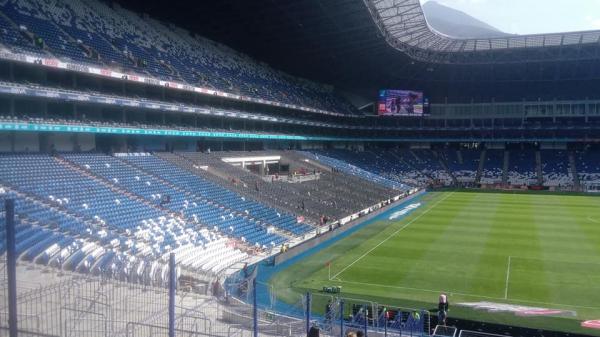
[{"left": 377, "top": 89, "right": 426, "bottom": 116}]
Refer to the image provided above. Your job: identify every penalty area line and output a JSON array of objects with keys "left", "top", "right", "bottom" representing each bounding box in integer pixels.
[{"left": 330, "top": 191, "right": 454, "bottom": 280}]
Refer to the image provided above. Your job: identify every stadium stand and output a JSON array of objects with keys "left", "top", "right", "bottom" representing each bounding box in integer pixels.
[
  {"left": 1, "top": 0, "right": 600, "bottom": 336},
  {"left": 302, "top": 150, "right": 408, "bottom": 190},
  {"left": 540, "top": 150, "right": 571, "bottom": 187},
  {"left": 304, "top": 148, "right": 579, "bottom": 190},
  {"left": 440, "top": 148, "right": 480, "bottom": 184},
  {"left": 479, "top": 149, "right": 505, "bottom": 185},
  {"left": 0, "top": 153, "right": 282, "bottom": 281},
  {"left": 408, "top": 150, "right": 453, "bottom": 185},
  {"left": 575, "top": 148, "right": 600, "bottom": 191},
  {"left": 506, "top": 148, "right": 537, "bottom": 186},
  {"left": 0, "top": 0, "right": 356, "bottom": 115},
  {"left": 164, "top": 151, "right": 401, "bottom": 224}
]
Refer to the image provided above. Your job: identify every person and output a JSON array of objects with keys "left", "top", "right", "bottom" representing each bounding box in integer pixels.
[
  {"left": 356, "top": 331, "right": 364, "bottom": 337},
  {"left": 325, "top": 299, "right": 332, "bottom": 323},
  {"left": 212, "top": 277, "right": 221, "bottom": 298},
  {"left": 345, "top": 331, "right": 357, "bottom": 337},
  {"left": 438, "top": 293, "right": 449, "bottom": 325},
  {"left": 438, "top": 293, "right": 449, "bottom": 313},
  {"left": 308, "top": 325, "right": 320, "bottom": 337},
  {"left": 438, "top": 309, "right": 447, "bottom": 326}
]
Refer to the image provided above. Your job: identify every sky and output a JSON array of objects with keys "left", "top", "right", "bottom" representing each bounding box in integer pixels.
[{"left": 420, "top": 0, "right": 600, "bottom": 35}]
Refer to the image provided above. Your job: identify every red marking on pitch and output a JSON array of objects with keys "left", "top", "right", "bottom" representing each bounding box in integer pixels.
[
  {"left": 516, "top": 309, "right": 567, "bottom": 317},
  {"left": 582, "top": 320, "right": 600, "bottom": 330}
]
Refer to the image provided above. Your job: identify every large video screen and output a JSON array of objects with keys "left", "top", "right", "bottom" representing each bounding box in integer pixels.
[{"left": 377, "top": 90, "right": 425, "bottom": 116}]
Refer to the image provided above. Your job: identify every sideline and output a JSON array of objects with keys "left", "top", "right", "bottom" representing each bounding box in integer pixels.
[{"left": 331, "top": 191, "right": 454, "bottom": 280}]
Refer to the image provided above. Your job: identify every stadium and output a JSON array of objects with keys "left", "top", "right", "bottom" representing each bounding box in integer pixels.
[{"left": 2, "top": 0, "right": 600, "bottom": 336}]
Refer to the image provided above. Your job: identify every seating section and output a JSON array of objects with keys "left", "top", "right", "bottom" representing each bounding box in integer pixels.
[
  {"left": 309, "top": 149, "right": 450, "bottom": 186},
  {"left": 303, "top": 150, "right": 410, "bottom": 191},
  {"left": 0, "top": 151, "right": 404, "bottom": 282},
  {"left": 0, "top": 186, "right": 176, "bottom": 284},
  {"left": 575, "top": 149, "right": 600, "bottom": 189},
  {"left": 408, "top": 150, "right": 452, "bottom": 185},
  {"left": 312, "top": 148, "right": 576, "bottom": 189},
  {"left": 442, "top": 149, "right": 479, "bottom": 183},
  {"left": 480, "top": 150, "right": 504, "bottom": 185},
  {"left": 116, "top": 153, "right": 310, "bottom": 237},
  {"left": 0, "top": 0, "right": 355, "bottom": 115},
  {"left": 0, "top": 153, "right": 315, "bottom": 283},
  {"left": 308, "top": 149, "right": 412, "bottom": 187},
  {"left": 160, "top": 151, "right": 399, "bottom": 224},
  {"left": 540, "top": 150, "right": 571, "bottom": 187},
  {"left": 386, "top": 149, "right": 432, "bottom": 186},
  {"left": 506, "top": 149, "right": 537, "bottom": 185}
]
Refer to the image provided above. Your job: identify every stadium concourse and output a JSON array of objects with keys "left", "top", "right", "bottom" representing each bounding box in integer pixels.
[{"left": 2, "top": 0, "right": 600, "bottom": 336}]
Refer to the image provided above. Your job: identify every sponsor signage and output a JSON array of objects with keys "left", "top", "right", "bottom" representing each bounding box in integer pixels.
[
  {"left": 582, "top": 320, "right": 600, "bottom": 330},
  {"left": 0, "top": 49, "right": 346, "bottom": 117},
  {"left": 459, "top": 302, "right": 576, "bottom": 317}
]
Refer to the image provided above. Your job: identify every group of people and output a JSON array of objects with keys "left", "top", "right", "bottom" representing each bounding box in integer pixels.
[{"left": 329, "top": 293, "right": 449, "bottom": 337}]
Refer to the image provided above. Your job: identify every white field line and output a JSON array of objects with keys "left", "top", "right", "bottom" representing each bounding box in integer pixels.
[
  {"left": 510, "top": 255, "right": 600, "bottom": 266},
  {"left": 332, "top": 279, "right": 600, "bottom": 310},
  {"left": 504, "top": 256, "right": 511, "bottom": 300},
  {"left": 331, "top": 191, "right": 455, "bottom": 280}
]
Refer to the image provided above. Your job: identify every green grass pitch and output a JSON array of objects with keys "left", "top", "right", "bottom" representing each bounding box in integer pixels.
[{"left": 269, "top": 191, "right": 600, "bottom": 335}]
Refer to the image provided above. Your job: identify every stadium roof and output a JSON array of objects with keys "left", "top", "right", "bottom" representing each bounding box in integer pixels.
[{"left": 366, "top": 0, "right": 600, "bottom": 63}]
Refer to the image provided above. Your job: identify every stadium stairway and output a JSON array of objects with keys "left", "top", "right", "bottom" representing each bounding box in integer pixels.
[
  {"left": 502, "top": 150, "right": 510, "bottom": 185},
  {"left": 569, "top": 151, "right": 581, "bottom": 191},
  {"left": 535, "top": 150, "right": 543, "bottom": 185},
  {"left": 436, "top": 151, "right": 458, "bottom": 185},
  {"left": 475, "top": 149, "right": 486, "bottom": 183}
]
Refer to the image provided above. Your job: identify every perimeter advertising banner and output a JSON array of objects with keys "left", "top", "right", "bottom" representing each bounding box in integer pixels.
[{"left": 377, "top": 89, "right": 425, "bottom": 116}]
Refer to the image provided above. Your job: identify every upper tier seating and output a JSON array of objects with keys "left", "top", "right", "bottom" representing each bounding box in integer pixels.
[{"left": 0, "top": 0, "right": 356, "bottom": 115}]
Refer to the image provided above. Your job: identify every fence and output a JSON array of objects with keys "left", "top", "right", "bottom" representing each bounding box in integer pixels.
[{"left": 304, "top": 292, "right": 431, "bottom": 337}]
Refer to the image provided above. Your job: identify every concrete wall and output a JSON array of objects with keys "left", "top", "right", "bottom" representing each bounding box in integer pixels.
[{"left": 13, "top": 132, "right": 39, "bottom": 152}]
